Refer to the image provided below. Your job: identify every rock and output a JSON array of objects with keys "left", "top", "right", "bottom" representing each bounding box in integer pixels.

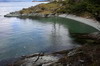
[
  {"left": 67, "top": 50, "right": 77, "bottom": 57},
  {"left": 8, "top": 44, "right": 100, "bottom": 66},
  {"left": 49, "top": 63, "right": 64, "bottom": 66},
  {"left": 13, "top": 55, "right": 59, "bottom": 66},
  {"left": 4, "top": 12, "right": 58, "bottom": 18},
  {"left": 88, "top": 32, "right": 100, "bottom": 40}
]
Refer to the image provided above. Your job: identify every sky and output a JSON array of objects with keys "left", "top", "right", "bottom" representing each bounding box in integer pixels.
[
  {"left": 0, "top": 0, "right": 47, "bottom": 2},
  {"left": 0, "top": 0, "right": 33, "bottom": 2}
]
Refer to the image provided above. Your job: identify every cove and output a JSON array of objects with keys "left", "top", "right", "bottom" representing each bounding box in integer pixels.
[
  {"left": 0, "top": 16, "right": 98, "bottom": 61},
  {"left": 0, "top": 2, "right": 98, "bottom": 61}
]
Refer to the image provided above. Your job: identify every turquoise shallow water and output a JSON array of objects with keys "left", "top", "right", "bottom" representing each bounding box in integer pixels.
[{"left": 0, "top": 2, "right": 98, "bottom": 61}]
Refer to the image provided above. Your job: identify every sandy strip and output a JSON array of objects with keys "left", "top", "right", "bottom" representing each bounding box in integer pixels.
[{"left": 59, "top": 14, "right": 100, "bottom": 31}]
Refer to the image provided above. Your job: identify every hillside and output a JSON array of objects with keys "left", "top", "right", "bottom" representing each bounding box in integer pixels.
[
  {"left": 55, "top": 0, "right": 100, "bottom": 21},
  {"left": 5, "top": 0, "right": 100, "bottom": 21}
]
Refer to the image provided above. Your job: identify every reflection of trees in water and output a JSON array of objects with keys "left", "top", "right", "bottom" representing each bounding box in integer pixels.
[{"left": 51, "top": 18, "right": 62, "bottom": 46}]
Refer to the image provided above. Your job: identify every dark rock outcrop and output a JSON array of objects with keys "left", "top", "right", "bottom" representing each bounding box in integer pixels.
[{"left": 4, "top": 12, "right": 58, "bottom": 18}]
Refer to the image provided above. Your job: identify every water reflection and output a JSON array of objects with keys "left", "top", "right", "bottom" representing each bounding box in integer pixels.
[
  {"left": 0, "top": 17, "right": 81, "bottom": 60},
  {"left": 19, "top": 17, "right": 98, "bottom": 33},
  {"left": 0, "top": 2, "right": 99, "bottom": 61}
]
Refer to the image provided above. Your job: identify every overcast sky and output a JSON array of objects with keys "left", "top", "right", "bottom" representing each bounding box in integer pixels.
[
  {"left": 0, "top": 0, "right": 47, "bottom": 2},
  {"left": 0, "top": 0, "right": 32, "bottom": 2}
]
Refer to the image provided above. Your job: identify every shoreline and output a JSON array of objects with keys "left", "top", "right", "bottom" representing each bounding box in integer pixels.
[
  {"left": 3, "top": 10, "right": 100, "bottom": 66},
  {"left": 5, "top": 13, "right": 100, "bottom": 31},
  {"left": 2, "top": 2, "right": 100, "bottom": 66},
  {"left": 59, "top": 14, "right": 100, "bottom": 31}
]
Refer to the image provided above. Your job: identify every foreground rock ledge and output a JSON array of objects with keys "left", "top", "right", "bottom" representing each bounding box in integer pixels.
[
  {"left": 7, "top": 32, "right": 100, "bottom": 66},
  {"left": 9, "top": 45, "right": 100, "bottom": 66}
]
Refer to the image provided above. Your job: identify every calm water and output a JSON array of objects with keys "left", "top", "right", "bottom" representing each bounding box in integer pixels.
[{"left": 0, "top": 2, "right": 98, "bottom": 61}]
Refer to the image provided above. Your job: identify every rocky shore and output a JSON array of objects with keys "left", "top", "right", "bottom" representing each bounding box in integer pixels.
[
  {"left": 4, "top": 2, "right": 100, "bottom": 66},
  {"left": 59, "top": 14, "right": 100, "bottom": 31},
  {"left": 4, "top": 2, "right": 61, "bottom": 18},
  {"left": 5, "top": 32, "right": 99, "bottom": 66},
  {"left": 4, "top": 12, "right": 58, "bottom": 18},
  {"left": 4, "top": 2, "right": 100, "bottom": 31}
]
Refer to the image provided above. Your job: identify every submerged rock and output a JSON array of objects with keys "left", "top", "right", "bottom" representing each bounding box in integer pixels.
[{"left": 71, "top": 32, "right": 100, "bottom": 44}]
